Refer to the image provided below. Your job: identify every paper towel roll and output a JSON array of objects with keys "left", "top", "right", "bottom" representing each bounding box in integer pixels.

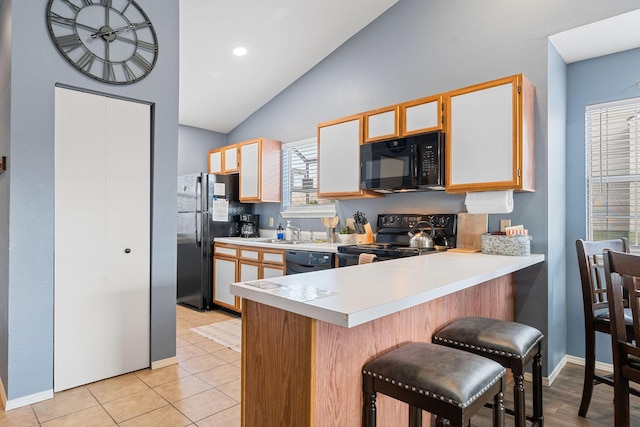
[{"left": 464, "top": 190, "right": 514, "bottom": 214}]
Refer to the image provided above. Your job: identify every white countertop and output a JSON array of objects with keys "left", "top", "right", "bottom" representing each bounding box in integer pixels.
[
  {"left": 230, "top": 251, "right": 545, "bottom": 328},
  {"left": 214, "top": 236, "right": 345, "bottom": 253}
]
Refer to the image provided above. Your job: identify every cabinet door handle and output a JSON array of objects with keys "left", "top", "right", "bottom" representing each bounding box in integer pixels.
[{"left": 125, "top": 248, "right": 132, "bottom": 254}]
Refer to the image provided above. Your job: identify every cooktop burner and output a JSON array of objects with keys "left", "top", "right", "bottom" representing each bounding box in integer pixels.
[{"left": 356, "top": 243, "right": 392, "bottom": 249}]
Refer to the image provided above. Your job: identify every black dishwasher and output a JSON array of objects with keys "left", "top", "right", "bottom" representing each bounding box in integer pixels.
[{"left": 285, "top": 250, "right": 335, "bottom": 275}]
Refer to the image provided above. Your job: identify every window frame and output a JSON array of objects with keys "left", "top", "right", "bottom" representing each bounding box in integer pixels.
[
  {"left": 585, "top": 97, "right": 640, "bottom": 250},
  {"left": 280, "top": 137, "right": 336, "bottom": 219}
]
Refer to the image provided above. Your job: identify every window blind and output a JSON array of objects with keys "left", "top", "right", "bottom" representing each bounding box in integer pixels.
[
  {"left": 585, "top": 98, "right": 640, "bottom": 246},
  {"left": 282, "top": 137, "right": 331, "bottom": 208}
]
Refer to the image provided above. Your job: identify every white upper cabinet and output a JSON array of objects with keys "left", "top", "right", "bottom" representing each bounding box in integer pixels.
[
  {"left": 208, "top": 144, "right": 239, "bottom": 174},
  {"left": 224, "top": 145, "right": 239, "bottom": 172},
  {"left": 445, "top": 74, "right": 535, "bottom": 193},
  {"left": 363, "top": 106, "right": 400, "bottom": 143},
  {"left": 317, "top": 114, "right": 381, "bottom": 199},
  {"left": 208, "top": 149, "right": 222, "bottom": 174},
  {"left": 400, "top": 95, "right": 443, "bottom": 136},
  {"left": 238, "top": 138, "right": 281, "bottom": 203}
]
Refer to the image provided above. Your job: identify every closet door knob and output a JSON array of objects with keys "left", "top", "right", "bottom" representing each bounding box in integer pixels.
[{"left": 124, "top": 248, "right": 132, "bottom": 254}]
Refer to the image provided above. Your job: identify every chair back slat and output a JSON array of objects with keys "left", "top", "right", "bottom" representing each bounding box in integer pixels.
[{"left": 577, "top": 239, "right": 629, "bottom": 316}]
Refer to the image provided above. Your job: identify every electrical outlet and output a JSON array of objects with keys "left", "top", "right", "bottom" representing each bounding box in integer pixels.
[{"left": 500, "top": 219, "right": 511, "bottom": 232}]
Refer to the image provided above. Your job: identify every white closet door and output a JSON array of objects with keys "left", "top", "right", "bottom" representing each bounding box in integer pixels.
[
  {"left": 54, "top": 87, "right": 150, "bottom": 391},
  {"left": 103, "top": 97, "right": 150, "bottom": 377}
]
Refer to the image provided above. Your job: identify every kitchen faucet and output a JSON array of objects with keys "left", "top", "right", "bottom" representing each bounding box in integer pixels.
[{"left": 289, "top": 225, "right": 302, "bottom": 242}]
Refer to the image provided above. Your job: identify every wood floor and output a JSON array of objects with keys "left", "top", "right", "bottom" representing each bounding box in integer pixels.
[{"left": 471, "top": 363, "right": 640, "bottom": 426}]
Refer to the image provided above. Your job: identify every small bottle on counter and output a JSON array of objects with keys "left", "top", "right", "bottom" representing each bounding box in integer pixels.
[
  {"left": 276, "top": 223, "right": 284, "bottom": 240},
  {"left": 285, "top": 221, "right": 292, "bottom": 241}
]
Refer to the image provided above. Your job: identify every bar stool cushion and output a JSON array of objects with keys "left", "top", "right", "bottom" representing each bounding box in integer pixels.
[
  {"left": 362, "top": 342, "right": 505, "bottom": 409},
  {"left": 432, "top": 317, "right": 543, "bottom": 360}
]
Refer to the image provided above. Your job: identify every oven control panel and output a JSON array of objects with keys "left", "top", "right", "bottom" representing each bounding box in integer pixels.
[{"left": 377, "top": 213, "right": 457, "bottom": 235}]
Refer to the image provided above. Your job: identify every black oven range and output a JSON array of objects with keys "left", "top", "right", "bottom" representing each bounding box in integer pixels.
[{"left": 336, "top": 213, "right": 457, "bottom": 267}]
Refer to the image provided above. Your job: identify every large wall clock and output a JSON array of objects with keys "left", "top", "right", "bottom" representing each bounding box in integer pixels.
[{"left": 46, "top": 0, "right": 158, "bottom": 85}]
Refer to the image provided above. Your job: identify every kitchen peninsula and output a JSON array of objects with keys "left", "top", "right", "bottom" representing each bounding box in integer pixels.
[{"left": 231, "top": 251, "right": 544, "bottom": 426}]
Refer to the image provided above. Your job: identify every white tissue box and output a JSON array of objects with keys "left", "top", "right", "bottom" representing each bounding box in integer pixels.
[{"left": 481, "top": 234, "right": 531, "bottom": 256}]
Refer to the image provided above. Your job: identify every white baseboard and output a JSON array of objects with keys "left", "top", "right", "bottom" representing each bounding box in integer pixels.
[
  {"left": 4, "top": 389, "right": 53, "bottom": 411},
  {"left": 151, "top": 356, "right": 178, "bottom": 370},
  {"left": 521, "top": 354, "right": 612, "bottom": 388},
  {"left": 546, "top": 354, "right": 568, "bottom": 386},
  {"left": 521, "top": 356, "right": 564, "bottom": 387},
  {"left": 565, "top": 354, "right": 614, "bottom": 374},
  {"left": 0, "top": 356, "right": 176, "bottom": 411}
]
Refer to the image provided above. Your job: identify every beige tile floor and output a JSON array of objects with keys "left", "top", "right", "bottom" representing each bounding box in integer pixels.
[{"left": 0, "top": 305, "right": 241, "bottom": 427}]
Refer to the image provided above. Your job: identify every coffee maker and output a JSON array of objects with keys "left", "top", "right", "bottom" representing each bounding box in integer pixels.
[{"left": 239, "top": 213, "right": 260, "bottom": 238}]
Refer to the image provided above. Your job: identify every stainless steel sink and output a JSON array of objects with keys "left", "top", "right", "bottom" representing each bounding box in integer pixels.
[{"left": 268, "top": 239, "right": 314, "bottom": 245}]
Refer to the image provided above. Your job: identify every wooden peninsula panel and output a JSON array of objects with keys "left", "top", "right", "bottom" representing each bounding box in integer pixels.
[
  {"left": 241, "top": 274, "right": 514, "bottom": 426},
  {"left": 242, "top": 301, "right": 314, "bottom": 426}
]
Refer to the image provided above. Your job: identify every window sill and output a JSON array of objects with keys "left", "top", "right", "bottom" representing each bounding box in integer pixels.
[{"left": 280, "top": 205, "right": 336, "bottom": 219}]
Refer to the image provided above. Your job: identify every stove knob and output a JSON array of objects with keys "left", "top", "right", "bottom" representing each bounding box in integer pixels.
[{"left": 381, "top": 216, "right": 388, "bottom": 225}]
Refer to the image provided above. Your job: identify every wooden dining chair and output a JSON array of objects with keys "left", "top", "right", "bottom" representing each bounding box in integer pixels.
[
  {"left": 575, "top": 238, "right": 639, "bottom": 417},
  {"left": 603, "top": 249, "right": 640, "bottom": 426}
]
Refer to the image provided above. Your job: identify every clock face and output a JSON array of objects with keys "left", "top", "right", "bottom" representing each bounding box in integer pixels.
[{"left": 46, "top": 0, "right": 158, "bottom": 85}]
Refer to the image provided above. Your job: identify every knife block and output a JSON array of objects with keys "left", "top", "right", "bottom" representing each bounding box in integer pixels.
[
  {"left": 355, "top": 234, "right": 374, "bottom": 244},
  {"left": 356, "top": 223, "right": 375, "bottom": 244}
]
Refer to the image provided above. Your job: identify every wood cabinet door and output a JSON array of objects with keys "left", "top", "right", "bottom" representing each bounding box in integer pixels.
[
  {"left": 54, "top": 87, "right": 150, "bottom": 392},
  {"left": 317, "top": 114, "right": 363, "bottom": 197},
  {"left": 208, "top": 149, "right": 222, "bottom": 174},
  {"left": 401, "top": 95, "right": 442, "bottom": 136},
  {"left": 239, "top": 260, "right": 260, "bottom": 282},
  {"left": 239, "top": 140, "right": 260, "bottom": 201},
  {"left": 213, "top": 256, "right": 238, "bottom": 309},
  {"left": 262, "top": 250, "right": 285, "bottom": 265},
  {"left": 224, "top": 145, "right": 239, "bottom": 173},
  {"left": 364, "top": 106, "right": 400, "bottom": 143},
  {"left": 262, "top": 265, "right": 286, "bottom": 279},
  {"left": 445, "top": 74, "right": 534, "bottom": 193}
]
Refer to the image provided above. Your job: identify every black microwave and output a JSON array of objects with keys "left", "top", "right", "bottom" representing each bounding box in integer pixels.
[{"left": 360, "top": 131, "right": 445, "bottom": 193}]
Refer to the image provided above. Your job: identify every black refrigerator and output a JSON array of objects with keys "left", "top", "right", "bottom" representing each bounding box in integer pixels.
[{"left": 177, "top": 173, "right": 251, "bottom": 310}]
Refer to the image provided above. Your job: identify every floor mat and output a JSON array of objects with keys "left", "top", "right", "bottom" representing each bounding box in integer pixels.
[{"left": 190, "top": 317, "right": 241, "bottom": 352}]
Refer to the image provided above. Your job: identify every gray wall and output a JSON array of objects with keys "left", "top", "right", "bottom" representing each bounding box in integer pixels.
[
  {"left": 1, "top": 0, "right": 178, "bottom": 401},
  {"left": 0, "top": 0, "right": 11, "bottom": 394},
  {"left": 547, "top": 42, "right": 569, "bottom": 370},
  {"left": 178, "top": 125, "right": 226, "bottom": 175},
  {"left": 227, "top": 0, "right": 640, "bottom": 375},
  {"left": 566, "top": 47, "right": 640, "bottom": 363}
]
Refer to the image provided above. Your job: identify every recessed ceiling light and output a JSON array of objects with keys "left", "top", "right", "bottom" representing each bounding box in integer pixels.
[{"left": 233, "top": 47, "right": 247, "bottom": 57}]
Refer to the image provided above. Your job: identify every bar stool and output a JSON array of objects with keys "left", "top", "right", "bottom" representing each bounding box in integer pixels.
[
  {"left": 362, "top": 342, "right": 506, "bottom": 427},
  {"left": 433, "top": 317, "right": 544, "bottom": 427}
]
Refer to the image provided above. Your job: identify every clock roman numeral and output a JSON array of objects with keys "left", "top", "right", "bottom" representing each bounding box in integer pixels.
[
  {"left": 136, "top": 40, "right": 157, "bottom": 53},
  {"left": 81, "top": 0, "right": 94, "bottom": 5},
  {"left": 76, "top": 51, "right": 96, "bottom": 72},
  {"left": 120, "top": 0, "right": 133, "bottom": 14},
  {"left": 61, "top": 0, "right": 81, "bottom": 13},
  {"left": 56, "top": 34, "right": 82, "bottom": 52},
  {"left": 132, "top": 21, "right": 151, "bottom": 30},
  {"left": 48, "top": 12, "right": 75, "bottom": 28},
  {"left": 122, "top": 61, "right": 137, "bottom": 81},
  {"left": 100, "top": 0, "right": 112, "bottom": 7},
  {"left": 103, "top": 62, "right": 116, "bottom": 82},
  {"left": 130, "top": 52, "right": 152, "bottom": 73}
]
